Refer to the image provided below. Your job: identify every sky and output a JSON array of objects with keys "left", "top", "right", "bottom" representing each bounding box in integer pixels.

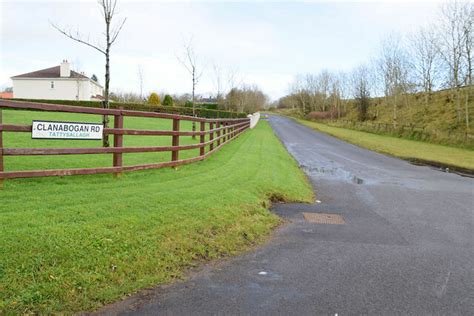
[{"left": 0, "top": 0, "right": 443, "bottom": 100}]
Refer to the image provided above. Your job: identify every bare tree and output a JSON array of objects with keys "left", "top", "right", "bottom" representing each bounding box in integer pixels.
[
  {"left": 303, "top": 74, "right": 319, "bottom": 112},
  {"left": 461, "top": 2, "right": 473, "bottom": 131},
  {"left": 351, "top": 65, "right": 371, "bottom": 121},
  {"left": 330, "top": 74, "right": 343, "bottom": 119},
  {"left": 376, "top": 33, "right": 411, "bottom": 127},
  {"left": 72, "top": 60, "right": 83, "bottom": 101},
  {"left": 212, "top": 62, "right": 225, "bottom": 103},
  {"left": 137, "top": 65, "right": 145, "bottom": 102},
  {"left": 462, "top": 3, "right": 473, "bottom": 85},
  {"left": 225, "top": 85, "right": 268, "bottom": 113},
  {"left": 277, "top": 94, "right": 299, "bottom": 110},
  {"left": 285, "top": 70, "right": 352, "bottom": 118},
  {"left": 52, "top": 0, "right": 126, "bottom": 147},
  {"left": 408, "top": 26, "right": 441, "bottom": 109},
  {"left": 316, "top": 70, "right": 333, "bottom": 112},
  {"left": 110, "top": 90, "right": 142, "bottom": 103},
  {"left": 290, "top": 74, "right": 310, "bottom": 114},
  {"left": 436, "top": 0, "right": 472, "bottom": 125},
  {"left": 177, "top": 37, "right": 202, "bottom": 138},
  {"left": 336, "top": 71, "right": 351, "bottom": 116},
  {"left": 226, "top": 67, "right": 244, "bottom": 100},
  {"left": 211, "top": 64, "right": 244, "bottom": 110}
]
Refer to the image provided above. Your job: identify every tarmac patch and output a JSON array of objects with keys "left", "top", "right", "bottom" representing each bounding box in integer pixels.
[{"left": 303, "top": 212, "right": 346, "bottom": 225}]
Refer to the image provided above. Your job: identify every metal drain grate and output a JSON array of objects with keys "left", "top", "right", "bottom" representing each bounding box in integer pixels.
[{"left": 303, "top": 212, "right": 346, "bottom": 225}]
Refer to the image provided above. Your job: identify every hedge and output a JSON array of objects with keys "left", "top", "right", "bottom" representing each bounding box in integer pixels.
[
  {"left": 9, "top": 99, "right": 247, "bottom": 119},
  {"left": 197, "top": 103, "right": 218, "bottom": 110}
]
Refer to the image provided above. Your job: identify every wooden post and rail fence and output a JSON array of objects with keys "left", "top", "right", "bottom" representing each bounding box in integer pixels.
[{"left": 0, "top": 100, "right": 252, "bottom": 185}]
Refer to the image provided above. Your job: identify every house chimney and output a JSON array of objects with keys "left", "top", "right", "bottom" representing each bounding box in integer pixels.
[{"left": 60, "top": 60, "right": 70, "bottom": 77}]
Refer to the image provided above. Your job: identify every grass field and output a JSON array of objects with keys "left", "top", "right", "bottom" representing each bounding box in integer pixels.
[
  {"left": 295, "top": 118, "right": 474, "bottom": 171},
  {"left": 0, "top": 115, "right": 314, "bottom": 313}
]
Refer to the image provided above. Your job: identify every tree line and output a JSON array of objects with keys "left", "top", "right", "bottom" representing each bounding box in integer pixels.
[
  {"left": 108, "top": 40, "right": 269, "bottom": 113},
  {"left": 109, "top": 85, "right": 268, "bottom": 114},
  {"left": 278, "top": 0, "right": 473, "bottom": 130}
]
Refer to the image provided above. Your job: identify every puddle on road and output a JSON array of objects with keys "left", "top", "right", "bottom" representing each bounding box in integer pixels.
[{"left": 300, "top": 165, "right": 365, "bottom": 184}]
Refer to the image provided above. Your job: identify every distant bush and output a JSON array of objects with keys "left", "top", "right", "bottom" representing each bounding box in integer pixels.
[
  {"left": 184, "top": 100, "right": 193, "bottom": 108},
  {"left": 163, "top": 94, "right": 174, "bottom": 106},
  {"left": 307, "top": 110, "right": 337, "bottom": 120},
  {"left": 198, "top": 103, "right": 218, "bottom": 110},
  {"left": 147, "top": 92, "right": 161, "bottom": 106}
]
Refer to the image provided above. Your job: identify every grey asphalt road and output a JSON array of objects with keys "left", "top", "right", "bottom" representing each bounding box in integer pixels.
[{"left": 97, "top": 115, "right": 473, "bottom": 315}]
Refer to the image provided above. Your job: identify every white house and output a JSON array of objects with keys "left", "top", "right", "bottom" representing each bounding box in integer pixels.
[{"left": 11, "top": 60, "right": 103, "bottom": 101}]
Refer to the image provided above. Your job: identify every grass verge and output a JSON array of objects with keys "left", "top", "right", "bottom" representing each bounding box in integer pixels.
[
  {"left": 0, "top": 120, "right": 313, "bottom": 314},
  {"left": 294, "top": 118, "right": 474, "bottom": 171}
]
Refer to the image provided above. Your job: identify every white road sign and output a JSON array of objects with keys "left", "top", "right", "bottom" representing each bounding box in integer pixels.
[{"left": 32, "top": 120, "right": 103, "bottom": 140}]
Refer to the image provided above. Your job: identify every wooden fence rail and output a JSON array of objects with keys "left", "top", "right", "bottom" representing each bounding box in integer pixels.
[{"left": 0, "top": 100, "right": 251, "bottom": 182}]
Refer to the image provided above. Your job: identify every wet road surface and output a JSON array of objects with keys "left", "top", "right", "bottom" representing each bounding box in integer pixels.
[{"left": 97, "top": 115, "right": 473, "bottom": 315}]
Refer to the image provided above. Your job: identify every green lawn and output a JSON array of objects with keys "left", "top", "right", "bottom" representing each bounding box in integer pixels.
[
  {"left": 0, "top": 117, "right": 313, "bottom": 313},
  {"left": 295, "top": 118, "right": 474, "bottom": 171}
]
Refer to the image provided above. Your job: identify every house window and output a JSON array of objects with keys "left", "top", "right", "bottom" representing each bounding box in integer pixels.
[{"left": 50, "top": 81, "right": 54, "bottom": 89}]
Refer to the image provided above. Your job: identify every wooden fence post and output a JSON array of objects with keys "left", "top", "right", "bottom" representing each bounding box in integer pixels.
[
  {"left": 200, "top": 121, "right": 205, "bottom": 156},
  {"left": 0, "top": 109, "right": 3, "bottom": 188},
  {"left": 113, "top": 109, "right": 124, "bottom": 177},
  {"left": 216, "top": 122, "right": 221, "bottom": 146},
  {"left": 209, "top": 122, "right": 214, "bottom": 151},
  {"left": 223, "top": 122, "right": 227, "bottom": 142},
  {"left": 172, "top": 118, "right": 180, "bottom": 162}
]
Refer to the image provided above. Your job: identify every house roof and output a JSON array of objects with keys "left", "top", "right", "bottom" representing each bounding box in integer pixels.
[
  {"left": 12, "top": 66, "right": 89, "bottom": 79},
  {"left": 0, "top": 92, "right": 13, "bottom": 99}
]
